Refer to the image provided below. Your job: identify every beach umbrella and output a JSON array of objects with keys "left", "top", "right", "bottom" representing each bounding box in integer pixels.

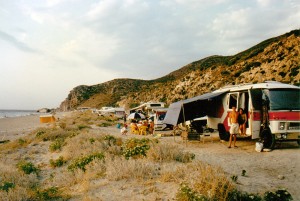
[{"left": 127, "top": 112, "right": 145, "bottom": 120}]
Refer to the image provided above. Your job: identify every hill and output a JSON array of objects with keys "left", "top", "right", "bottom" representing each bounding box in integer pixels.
[{"left": 59, "top": 29, "right": 300, "bottom": 111}]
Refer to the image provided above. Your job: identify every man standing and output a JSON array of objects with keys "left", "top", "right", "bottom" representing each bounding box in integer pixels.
[{"left": 228, "top": 106, "right": 239, "bottom": 148}]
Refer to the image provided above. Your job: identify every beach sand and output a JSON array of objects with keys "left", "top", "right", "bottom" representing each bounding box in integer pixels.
[
  {"left": 0, "top": 112, "right": 71, "bottom": 141},
  {"left": 0, "top": 113, "right": 299, "bottom": 200}
]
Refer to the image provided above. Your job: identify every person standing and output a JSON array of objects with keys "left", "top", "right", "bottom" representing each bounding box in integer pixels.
[
  {"left": 238, "top": 108, "right": 247, "bottom": 136},
  {"left": 228, "top": 106, "right": 239, "bottom": 148},
  {"left": 149, "top": 120, "right": 154, "bottom": 135},
  {"left": 120, "top": 124, "right": 128, "bottom": 135}
]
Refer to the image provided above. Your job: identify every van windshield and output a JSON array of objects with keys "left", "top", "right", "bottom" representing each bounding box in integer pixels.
[{"left": 266, "top": 89, "right": 300, "bottom": 110}]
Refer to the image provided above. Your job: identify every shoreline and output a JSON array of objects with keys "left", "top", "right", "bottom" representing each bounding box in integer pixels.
[{"left": 0, "top": 112, "right": 71, "bottom": 141}]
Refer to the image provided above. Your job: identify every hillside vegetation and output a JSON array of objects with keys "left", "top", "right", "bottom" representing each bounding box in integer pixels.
[{"left": 60, "top": 29, "right": 300, "bottom": 111}]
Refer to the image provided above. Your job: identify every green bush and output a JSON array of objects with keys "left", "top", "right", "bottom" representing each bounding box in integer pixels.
[
  {"left": 50, "top": 156, "right": 66, "bottom": 168},
  {"left": 17, "top": 161, "right": 39, "bottom": 175},
  {"left": 122, "top": 138, "right": 151, "bottom": 159},
  {"left": 35, "top": 187, "right": 63, "bottom": 200},
  {"left": 103, "top": 135, "right": 117, "bottom": 146},
  {"left": 221, "top": 70, "right": 230, "bottom": 75},
  {"left": 49, "top": 138, "right": 64, "bottom": 152},
  {"left": 228, "top": 190, "right": 262, "bottom": 201},
  {"left": 18, "top": 138, "right": 26, "bottom": 145},
  {"left": 35, "top": 129, "right": 46, "bottom": 137},
  {"left": 77, "top": 124, "right": 90, "bottom": 130},
  {"left": 264, "top": 189, "right": 292, "bottom": 201},
  {"left": 176, "top": 183, "right": 206, "bottom": 201},
  {"left": 89, "top": 138, "right": 95, "bottom": 144},
  {"left": 289, "top": 66, "right": 299, "bottom": 77},
  {"left": 68, "top": 152, "right": 105, "bottom": 172},
  {"left": 279, "top": 71, "right": 287, "bottom": 77},
  {"left": 177, "top": 184, "right": 293, "bottom": 201},
  {"left": 97, "top": 122, "right": 113, "bottom": 127},
  {"left": 0, "top": 181, "right": 15, "bottom": 192}
]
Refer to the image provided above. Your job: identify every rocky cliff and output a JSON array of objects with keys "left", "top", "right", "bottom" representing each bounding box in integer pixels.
[{"left": 60, "top": 29, "right": 300, "bottom": 111}]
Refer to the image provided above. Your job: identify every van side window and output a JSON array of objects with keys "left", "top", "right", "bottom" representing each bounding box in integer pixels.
[{"left": 229, "top": 93, "right": 238, "bottom": 109}]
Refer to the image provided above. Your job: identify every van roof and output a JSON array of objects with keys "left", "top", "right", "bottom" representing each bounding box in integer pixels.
[{"left": 214, "top": 81, "right": 299, "bottom": 93}]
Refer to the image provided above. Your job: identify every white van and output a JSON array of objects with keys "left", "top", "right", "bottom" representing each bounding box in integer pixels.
[{"left": 164, "top": 81, "right": 300, "bottom": 149}]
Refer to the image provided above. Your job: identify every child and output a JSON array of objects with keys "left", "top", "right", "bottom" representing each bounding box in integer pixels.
[{"left": 120, "top": 124, "right": 128, "bottom": 135}]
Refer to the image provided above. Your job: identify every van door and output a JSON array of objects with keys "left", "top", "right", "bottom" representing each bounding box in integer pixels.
[
  {"left": 249, "top": 89, "right": 263, "bottom": 139},
  {"left": 238, "top": 92, "right": 249, "bottom": 135},
  {"left": 226, "top": 93, "right": 239, "bottom": 127}
]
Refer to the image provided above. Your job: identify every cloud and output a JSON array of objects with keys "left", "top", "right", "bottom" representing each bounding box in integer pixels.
[
  {"left": 0, "top": 30, "right": 39, "bottom": 53},
  {"left": 1, "top": 0, "right": 299, "bottom": 109}
]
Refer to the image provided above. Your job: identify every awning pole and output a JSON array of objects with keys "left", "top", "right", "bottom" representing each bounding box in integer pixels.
[{"left": 181, "top": 102, "right": 187, "bottom": 146}]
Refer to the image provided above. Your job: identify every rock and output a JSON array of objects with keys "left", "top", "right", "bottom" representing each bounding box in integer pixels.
[
  {"left": 278, "top": 175, "right": 285, "bottom": 180},
  {"left": 37, "top": 108, "right": 51, "bottom": 113}
]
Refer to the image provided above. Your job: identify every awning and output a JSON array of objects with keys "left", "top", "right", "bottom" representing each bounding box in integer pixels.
[{"left": 163, "top": 91, "right": 227, "bottom": 125}]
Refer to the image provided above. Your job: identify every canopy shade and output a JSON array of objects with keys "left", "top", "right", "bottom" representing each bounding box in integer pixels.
[
  {"left": 127, "top": 112, "right": 146, "bottom": 120},
  {"left": 163, "top": 91, "right": 227, "bottom": 125}
]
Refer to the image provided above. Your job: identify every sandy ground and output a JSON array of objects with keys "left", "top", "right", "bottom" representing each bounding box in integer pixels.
[
  {"left": 1, "top": 114, "right": 299, "bottom": 200},
  {"left": 0, "top": 112, "right": 71, "bottom": 141}
]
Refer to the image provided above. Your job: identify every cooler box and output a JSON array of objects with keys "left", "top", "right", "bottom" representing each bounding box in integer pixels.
[{"left": 40, "top": 115, "right": 56, "bottom": 123}]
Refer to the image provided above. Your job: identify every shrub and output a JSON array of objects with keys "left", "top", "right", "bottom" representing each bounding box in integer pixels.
[
  {"left": 103, "top": 135, "right": 117, "bottom": 146},
  {"left": 49, "top": 156, "right": 66, "bottom": 168},
  {"left": 49, "top": 138, "right": 64, "bottom": 152},
  {"left": 89, "top": 138, "right": 95, "bottom": 144},
  {"left": 221, "top": 70, "right": 230, "bottom": 75},
  {"left": 289, "top": 66, "right": 299, "bottom": 77},
  {"left": 0, "top": 182, "right": 15, "bottom": 192},
  {"left": 122, "top": 138, "right": 151, "bottom": 159},
  {"left": 228, "top": 190, "right": 262, "bottom": 201},
  {"left": 18, "top": 139, "right": 26, "bottom": 145},
  {"left": 68, "top": 152, "right": 105, "bottom": 172},
  {"left": 35, "top": 129, "right": 46, "bottom": 137},
  {"left": 264, "top": 189, "right": 292, "bottom": 201},
  {"left": 35, "top": 127, "right": 79, "bottom": 142},
  {"left": 17, "top": 161, "right": 39, "bottom": 175},
  {"left": 97, "top": 122, "right": 113, "bottom": 127},
  {"left": 34, "top": 187, "right": 64, "bottom": 200},
  {"left": 77, "top": 124, "right": 90, "bottom": 130},
  {"left": 279, "top": 71, "right": 287, "bottom": 77},
  {"left": 176, "top": 183, "right": 206, "bottom": 201}
]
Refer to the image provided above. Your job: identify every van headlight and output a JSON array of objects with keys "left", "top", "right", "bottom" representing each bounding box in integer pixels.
[{"left": 279, "top": 122, "right": 285, "bottom": 130}]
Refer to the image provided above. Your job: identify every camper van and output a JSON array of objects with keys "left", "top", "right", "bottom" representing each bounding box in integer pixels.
[
  {"left": 149, "top": 108, "right": 173, "bottom": 130},
  {"left": 97, "top": 107, "right": 125, "bottom": 118},
  {"left": 129, "top": 102, "right": 165, "bottom": 116},
  {"left": 164, "top": 81, "right": 300, "bottom": 149}
]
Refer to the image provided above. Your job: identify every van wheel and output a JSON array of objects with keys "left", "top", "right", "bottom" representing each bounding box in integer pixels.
[
  {"left": 218, "top": 123, "right": 230, "bottom": 141},
  {"left": 261, "top": 129, "right": 275, "bottom": 149}
]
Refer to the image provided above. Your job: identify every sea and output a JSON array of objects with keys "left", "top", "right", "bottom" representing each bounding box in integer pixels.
[{"left": 0, "top": 109, "right": 39, "bottom": 118}]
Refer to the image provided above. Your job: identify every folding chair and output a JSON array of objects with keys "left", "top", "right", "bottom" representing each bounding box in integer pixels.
[{"left": 139, "top": 126, "right": 148, "bottom": 135}]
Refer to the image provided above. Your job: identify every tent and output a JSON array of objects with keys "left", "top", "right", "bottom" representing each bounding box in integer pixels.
[
  {"left": 40, "top": 115, "right": 56, "bottom": 123},
  {"left": 163, "top": 91, "right": 227, "bottom": 125}
]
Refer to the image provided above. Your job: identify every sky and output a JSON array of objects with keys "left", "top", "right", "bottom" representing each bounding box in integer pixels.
[{"left": 0, "top": 0, "right": 299, "bottom": 110}]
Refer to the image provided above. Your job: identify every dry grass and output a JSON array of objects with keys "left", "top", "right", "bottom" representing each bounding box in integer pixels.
[
  {"left": 176, "top": 161, "right": 236, "bottom": 200},
  {"left": 105, "top": 156, "right": 160, "bottom": 181},
  {"left": 0, "top": 163, "right": 38, "bottom": 200},
  {"left": 0, "top": 111, "right": 249, "bottom": 200}
]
